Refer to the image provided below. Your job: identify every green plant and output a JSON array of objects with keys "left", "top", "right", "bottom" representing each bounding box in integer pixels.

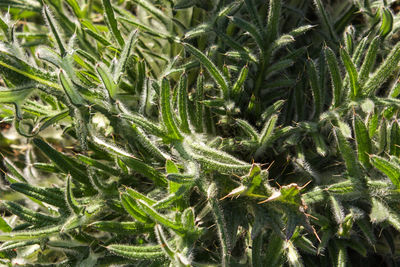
[{"left": 1, "top": 0, "right": 400, "bottom": 266}]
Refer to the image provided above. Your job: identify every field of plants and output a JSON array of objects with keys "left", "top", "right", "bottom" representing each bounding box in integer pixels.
[{"left": 0, "top": 0, "right": 400, "bottom": 266}]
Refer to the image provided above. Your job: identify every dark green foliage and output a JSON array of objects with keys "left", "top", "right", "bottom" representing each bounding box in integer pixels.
[{"left": 1, "top": 0, "right": 400, "bottom": 266}]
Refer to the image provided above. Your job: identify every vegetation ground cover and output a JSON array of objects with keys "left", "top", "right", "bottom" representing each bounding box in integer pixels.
[{"left": 0, "top": 0, "right": 400, "bottom": 266}]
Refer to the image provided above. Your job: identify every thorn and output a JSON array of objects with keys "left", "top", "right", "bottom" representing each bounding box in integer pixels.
[
  {"left": 266, "top": 161, "right": 274, "bottom": 171},
  {"left": 299, "top": 180, "right": 312, "bottom": 190},
  {"left": 313, "top": 226, "right": 321, "bottom": 243}
]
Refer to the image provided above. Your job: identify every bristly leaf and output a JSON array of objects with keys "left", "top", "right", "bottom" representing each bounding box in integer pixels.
[
  {"left": 161, "top": 78, "right": 182, "bottom": 140},
  {"left": 340, "top": 47, "right": 360, "bottom": 99},
  {"left": 102, "top": 0, "right": 125, "bottom": 47},
  {"left": 0, "top": 50, "right": 60, "bottom": 89},
  {"left": 232, "top": 64, "right": 248, "bottom": 100},
  {"left": 43, "top": 5, "right": 66, "bottom": 57},
  {"left": 33, "top": 138, "right": 89, "bottom": 185},
  {"left": 120, "top": 192, "right": 153, "bottom": 224},
  {"left": 182, "top": 43, "right": 229, "bottom": 99},
  {"left": 65, "top": 175, "right": 82, "bottom": 214},
  {"left": 359, "top": 36, "right": 380, "bottom": 86},
  {"left": 0, "top": 85, "right": 34, "bottom": 105},
  {"left": 389, "top": 121, "right": 400, "bottom": 157},
  {"left": 3, "top": 157, "right": 28, "bottom": 183},
  {"left": 365, "top": 42, "right": 400, "bottom": 95},
  {"left": 131, "top": 0, "right": 171, "bottom": 26},
  {"left": 2, "top": 201, "right": 59, "bottom": 226},
  {"left": 177, "top": 73, "right": 190, "bottom": 133},
  {"left": 195, "top": 71, "right": 204, "bottom": 133},
  {"left": 324, "top": 46, "right": 342, "bottom": 107},
  {"left": 236, "top": 119, "right": 259, "bottom": 141},
  {"left": 229, "top": 16, "right": 265, "bottom": 53},
  {"left": 0, "top": 217, "right": 12, "bottom": 233},
  {"left": 307, "top": 59, "right": 322, "bottom": 117},
  {"left": 333, "top": 127, "right": 362, "bottom": 180},
  {"left": 10, "top": 183, "right": 65, "bottom": 208},
  {"left": 244, "top": 0, "right": 263, "bottom": 32},
  {"left": 266, "top": 0, "right": 281, "bottom": 43},
  {"left": 96, "top": 63, "right": 117, "bottom": 99},
  {"left": 107, "top": 244, "right": 165, "bottom": 260},
  {"left": 370, "top": 155, "right": 400, "bottom": 189},
  {"left": 0, "top": 224, "right": 63, "bottom": 241},
  {"left": 353, "top": 115, "right": 372, "bottom": 169},
  {"left": 113, "top": 30, "right": 138, "bottom": 83},
  {"left": 378, "top": 7, "right": 393, "bottom": 39},
  {"left": 59, "top": 69, "right": 84, "bottom": 106},
  {"left": 137, "top": 199, "right": 184, "bottom": 234},
  {"left": 154, "top": 224, "right": 178, "bottom": 262},
  {"left": 208, "top": 182, "right": 231, "bottom": 267},
  {"left": 259, "top": 114, "right": 278, "bottom": 146},
  {"left": 313, "top": 0, "right": 337, "bottom": 41},
  {"left": 286, "top": 240, "right": 304, "bottom": 267}
]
